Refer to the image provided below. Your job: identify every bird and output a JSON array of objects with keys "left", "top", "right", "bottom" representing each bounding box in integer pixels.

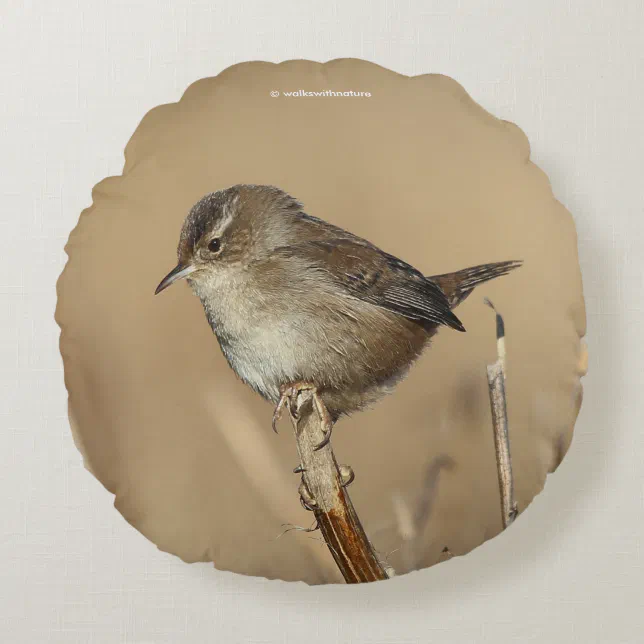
[{"left": 155, "top": 184, "right": 521, "bottom": 448}]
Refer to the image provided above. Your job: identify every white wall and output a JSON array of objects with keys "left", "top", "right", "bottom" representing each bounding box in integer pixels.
[{"left": 1, "top": 1, "right": 641, "bottom": 642}]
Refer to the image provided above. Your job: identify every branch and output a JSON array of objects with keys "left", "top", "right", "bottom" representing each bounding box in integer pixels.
[
  {"left": 485, "top": 299, "right": 518, "bottom": 529},
  {"left": 203, "top": 393, "right": 340, "bottom": 581},
  {"left": 288, "top": 391, "right": 392, "bottom": 583}
]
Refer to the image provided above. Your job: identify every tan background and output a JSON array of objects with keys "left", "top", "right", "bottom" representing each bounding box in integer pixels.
[
  {"left": 4, "top": 2, "right": 640, "bottom": 641},
  {"left": 57, "top": 59, "right": 585, "bottom": 584}
]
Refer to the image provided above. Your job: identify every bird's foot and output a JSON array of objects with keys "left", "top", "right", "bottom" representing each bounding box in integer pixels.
[
  {"left": 273, "top": 382, "right": 334, "bottom": 451},
  {"left": 272, "top": 381, "right": 316, "bottom": 433}
]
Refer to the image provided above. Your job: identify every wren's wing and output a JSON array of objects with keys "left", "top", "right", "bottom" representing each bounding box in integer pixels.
[{"left": 278, "top": 237, "right": 465, "bottom": 332}]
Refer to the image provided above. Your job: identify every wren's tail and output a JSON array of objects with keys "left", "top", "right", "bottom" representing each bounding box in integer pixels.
[{"left": 429, "top": 260, "right": 523, "bottom": 310}]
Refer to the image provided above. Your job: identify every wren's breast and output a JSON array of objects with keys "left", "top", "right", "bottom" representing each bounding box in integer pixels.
[
  {"left": 212, "top": 321, "right": 291, "bottom": 403},
  {"left": 190, "top": 271, "right": 301, "bottom": 403}
]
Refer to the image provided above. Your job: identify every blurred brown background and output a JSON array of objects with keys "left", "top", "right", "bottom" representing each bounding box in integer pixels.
[{"left": 56, "top": 59, "right": 585, "bottom": 584}]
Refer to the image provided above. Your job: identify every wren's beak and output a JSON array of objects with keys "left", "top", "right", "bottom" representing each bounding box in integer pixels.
[{"left": 155, "top": 264, "right": 196, "bottom": 295}]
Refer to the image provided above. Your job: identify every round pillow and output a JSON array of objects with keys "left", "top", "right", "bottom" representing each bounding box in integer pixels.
[{"left": 56, "top": 59, "right": 586, "bottom": 584}]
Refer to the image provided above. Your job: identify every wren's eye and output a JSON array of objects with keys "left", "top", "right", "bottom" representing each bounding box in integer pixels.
[{"left": 207, "top": 238, "right": 222, "bottom": 253}]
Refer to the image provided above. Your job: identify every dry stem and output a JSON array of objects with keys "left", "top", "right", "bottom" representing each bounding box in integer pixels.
[
  {"left": 288, "top": 392, "right": 391, "bottom": 583},
  {"left": 485, "top": 299, "right": 518, "bottom": 529}
]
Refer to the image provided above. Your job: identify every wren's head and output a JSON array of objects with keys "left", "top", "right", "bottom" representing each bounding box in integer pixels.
[{"left": 155, "top": 184, "right": 303, "bottom": 295}]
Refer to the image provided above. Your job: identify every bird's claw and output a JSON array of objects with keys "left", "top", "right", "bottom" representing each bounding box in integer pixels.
[
  {"left": 272, "top": 381, "right": 315, "bottom": 433},
  {"left": 314, "top": 430, "right": 331, "bottom": 451},
  {"left": 311, "top": 389, "right": 334, "bottom": 451},
  {"left": 271, "top": 395, "right": 288, "bottom": 434},
  {"left": 272, "top": 382, "right": 334, "bottom": 451}
]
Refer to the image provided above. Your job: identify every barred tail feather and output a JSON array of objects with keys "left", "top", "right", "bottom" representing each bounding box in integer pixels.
[{"left": 428, "top": 260, "right": 523, "bottom": 308}]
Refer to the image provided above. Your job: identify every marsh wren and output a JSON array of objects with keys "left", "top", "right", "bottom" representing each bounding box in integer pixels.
[{"left": 156, "top": 184, "right": 521, "bottom": 446}]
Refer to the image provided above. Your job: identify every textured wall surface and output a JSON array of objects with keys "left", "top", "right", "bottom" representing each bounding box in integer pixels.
[{"left": 1, "top": 1, "right": 641, "bottom": 642}]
